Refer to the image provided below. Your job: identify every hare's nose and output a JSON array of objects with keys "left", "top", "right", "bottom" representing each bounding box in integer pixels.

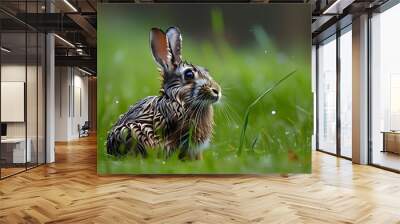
[{"left": 211, "top": 88, "right": 219, "bottom": 96}]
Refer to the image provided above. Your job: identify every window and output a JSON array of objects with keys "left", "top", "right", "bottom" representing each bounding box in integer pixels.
[
  {"left": 317, "top": 35, "right": 337, "bottom": 154},
  {"left": 370, "top": 3, "right": 400, "bottom": 171},
  {"left": 0, "top": 2, "right": 47, "bottom": 179},
  {"left": 339, "top": 27, "right": 352, "bottom": 158}
]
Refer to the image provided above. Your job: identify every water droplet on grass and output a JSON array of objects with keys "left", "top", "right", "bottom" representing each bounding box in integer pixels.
[{"left": 271, "top": 110, "right": 276, "bottom": 115}]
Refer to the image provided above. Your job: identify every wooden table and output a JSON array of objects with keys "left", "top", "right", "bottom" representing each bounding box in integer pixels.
[{"left": 382, "top": 131, "right": 400, "bottom": 154}]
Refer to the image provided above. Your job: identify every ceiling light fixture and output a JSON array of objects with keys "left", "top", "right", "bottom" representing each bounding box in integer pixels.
[
  {"left": 54, "top": 34, "right": 75, "bottom": 48},
  {"left": 1, "top": 47, "right": 11, "bottom": 53},
  {"left": 63, "top": 0, "right": 78, "bottom": 12},
  {"left": 78, "top": 67, "right": 93, "bottom": 76},
  {"left": 76, "top": 48, "right": 85, "bottom": 56}
]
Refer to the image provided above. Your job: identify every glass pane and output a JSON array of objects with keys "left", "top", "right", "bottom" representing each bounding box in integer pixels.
[
  {"left": 27, "top": 31, "right": 38, "bottom": 169},
  {"left": 38, "top": 33, "right": 45, "bottom": 165},
  {"left": 1, "top": 31, "right": 27, "bottom": 177},
  {"left": 318, "top": 36, "right": 337, "bottom": 154},
  {"left": 26, "top": 0, "right": 38, "bottom": 169},
  {"left": 340, "top": 29, "right": 352, "bottom": 158},
  {"left": 0, "top": 1, "right": 46, "bottom": 178},
  {"left": 371, "top": 4, "right": 400, "bottom": 171},
  {"left": 312, "top": 45, "right": 317, "bottom": 151}
]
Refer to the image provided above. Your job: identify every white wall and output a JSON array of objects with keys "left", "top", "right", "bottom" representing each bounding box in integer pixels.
[
  {"left": 55, "top": 67, "right": 89, "bottom": 141},
  {"left": 72, "top": 73, "right": 89, "bottom": 138},
  {"left": 1, "top": 65, "right": 39, "bottom": 137},
  {"left": 55, "top": 67, "right": 69, "bottom": 141}
]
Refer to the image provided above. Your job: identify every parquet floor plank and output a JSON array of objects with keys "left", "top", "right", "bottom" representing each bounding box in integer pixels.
[{"left": 1, "top": 135, "right": 400, "bottom": 223}]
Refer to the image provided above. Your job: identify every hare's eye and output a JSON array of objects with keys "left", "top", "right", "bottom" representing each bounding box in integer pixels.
[{"left": 183, "top": 69, "right": 195, "bottom": 80}]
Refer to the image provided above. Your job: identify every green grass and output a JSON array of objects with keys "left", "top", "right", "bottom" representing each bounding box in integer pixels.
[
  {"left": 238, "top": 70, "right": 297, "bottom": 156},
  {"left": 97, "top": 7, "right": 312, "bottom": 174}
]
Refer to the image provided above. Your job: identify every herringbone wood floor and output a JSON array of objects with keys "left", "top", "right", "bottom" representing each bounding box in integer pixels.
[{"left": 1, "top": 135, "right": 400, "bottom": 224}]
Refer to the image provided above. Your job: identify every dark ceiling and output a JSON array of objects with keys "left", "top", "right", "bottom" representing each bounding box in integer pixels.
[{"left": 0, "top": 0, "right": 389, "bottom": 75}]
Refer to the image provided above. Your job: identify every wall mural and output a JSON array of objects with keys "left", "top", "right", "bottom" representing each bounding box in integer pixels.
[{"left": 98, "top": 4, "right": 312, "bottom": 174}]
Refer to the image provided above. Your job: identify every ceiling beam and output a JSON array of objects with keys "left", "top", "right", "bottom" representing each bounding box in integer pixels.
[
  {"left": 67, "top": 13, "right": 97, "bottom": 46},
  {"left": 322, "top": 0, "right": 355, "bottom": 14},
  {"left": 55, "top": 55, "right": 96, "bottom": 69}
]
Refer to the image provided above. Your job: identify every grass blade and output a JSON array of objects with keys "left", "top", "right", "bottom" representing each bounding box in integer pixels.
[
  {"left": 237, "top": 70, "right": 296, "bottom": 155},
  {"left": 251, "top": 133, "right": 260, "bottom": 152}
]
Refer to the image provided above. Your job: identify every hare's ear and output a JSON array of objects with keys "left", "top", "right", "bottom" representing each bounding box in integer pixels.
[
  {"left": 166, "top": 27, "right": 182, "bottom": 65},
  {"left": 150, "top": 28, "right": 171, "bottom": 70}
]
